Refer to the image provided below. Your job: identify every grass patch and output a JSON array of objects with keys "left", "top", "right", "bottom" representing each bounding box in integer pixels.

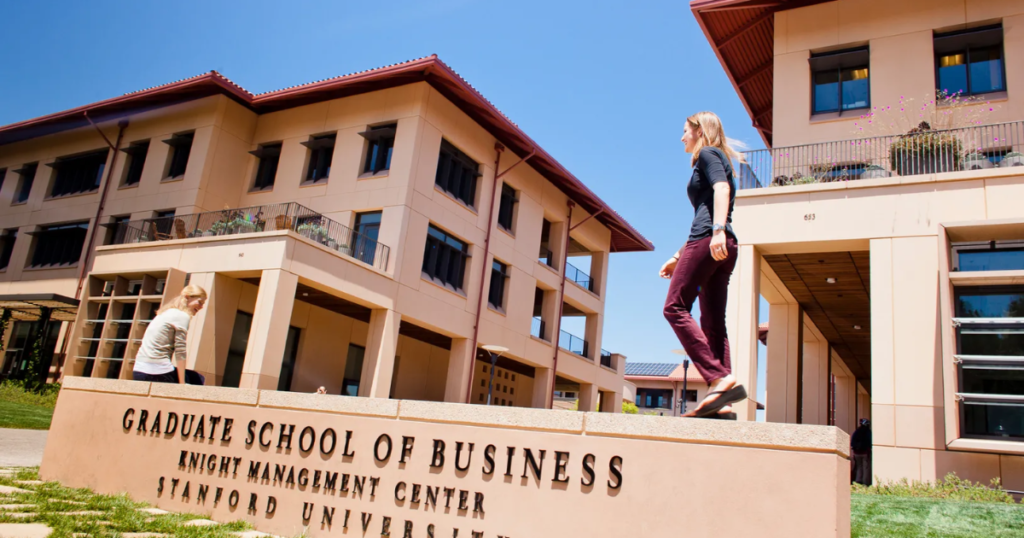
[
  {"left": 852, "top": 494, "right": 1024, "bottom": 537},
  {"left": 0, "top": 381, "right": 60, "bottom": 408},
  {"left": 0, "top": 399, "right": 53, "bottom": 430},
  {"left": 854, "top": 473, "right": 1018, "bottom": 504},
  {"left": 0, "top": 468, "right": 255, "bottom": 537}
]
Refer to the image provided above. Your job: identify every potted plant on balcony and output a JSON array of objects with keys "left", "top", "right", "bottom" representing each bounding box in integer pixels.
[
  {"left": 296, "top": 222, "right": 329, "bottom": 244},
  {"left": 963, "top": 152, "right": 993, "bottom": 170},
  {"left": 889, "top": 121, "right": 963, "bottom": 176},
  {"left": 1000, "top": 152, "right": 1024, "bottom": 167},
  {"left": 860, "top": 164, "right": 890, "bottom": 179},
  {"left": 231, "top": 217, "right": 258, "bottom": 234}
]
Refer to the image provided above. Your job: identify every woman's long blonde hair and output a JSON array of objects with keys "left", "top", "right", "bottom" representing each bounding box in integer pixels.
[
  {"left": 158, "top": 284, "right": 208, "bottom": 317},
  {"left": 687, "top": 111, "right": 745, "bottom": 166}
]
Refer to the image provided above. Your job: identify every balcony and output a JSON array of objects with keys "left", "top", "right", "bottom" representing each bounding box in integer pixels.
[
  {"left": 739, "top": 121, "right": 1024, "bottom": 190},
  {"left": 531, "top": 316, "right": 546, "bottom": 341},
  {"left": 109, "top": 202, "right": 390, "bottom": 272},
  {"left": 565, "top": 261, "right": 595, "bottom": 293},
  {"left": 559, "top": 329, "right": 589, "bottom": 359},
  {"left": 600, "top": 349, "right": 612, "bottom": 369}
]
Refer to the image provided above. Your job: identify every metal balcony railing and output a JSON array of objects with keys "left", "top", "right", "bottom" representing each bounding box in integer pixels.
[
  {"left": 538, "top": 247, "right": 555, "bottom": 268},
  {"left": 559, "top": 329, "right": 589, "bottom": 359},
  {"left": 566, "top": 261, "right": 595, "bottom": 293},
  {"left": 600, "top": 349, "right": 612, "bottom": 369},
  {"left": 110, "top": 202, "right": 390, "bottom": 272},
  {"left": 738, "top": 120, "right": 1024, "bottom": 190},
  {"left": 531, "top": 316, "right": 546, "bottom": 340}
]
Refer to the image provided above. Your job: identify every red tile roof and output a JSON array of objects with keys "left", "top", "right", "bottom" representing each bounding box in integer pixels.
[
  {"left": 690, "top": 0, "right": 831, "bottom": 148},
  {"left": 0, "top": 56, "right": 653, "bottom": 253}
]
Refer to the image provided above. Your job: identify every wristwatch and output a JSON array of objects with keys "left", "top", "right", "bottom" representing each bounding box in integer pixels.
[{"left": 712, "top": 224, "right": 726, "bottom": 233}]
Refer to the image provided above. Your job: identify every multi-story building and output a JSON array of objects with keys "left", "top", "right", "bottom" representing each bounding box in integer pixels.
[
  {"left": 693, "top": 0, "right": 1024, "bottom": 486},
  {"left": 625, "top": 361, "right": 709, "bottom": 417},
  {"left": 0, "top": 56, "right": 650, "bottom": 411}
]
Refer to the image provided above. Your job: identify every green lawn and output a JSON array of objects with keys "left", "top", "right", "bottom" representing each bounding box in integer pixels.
[
  {"left": 852, "top": 494, "right": 1024, "bottom": 537},
  {"left": 0, "top": 399, "right": 53, "bottom": 430}
]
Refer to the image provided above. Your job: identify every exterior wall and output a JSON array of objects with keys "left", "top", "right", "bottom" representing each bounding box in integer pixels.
[
  {"left": 773, "top": 0, "right": 1024, "bottom": 148},
  {"left": 3, "top": 79, "right": 625, "bottom": 405}
]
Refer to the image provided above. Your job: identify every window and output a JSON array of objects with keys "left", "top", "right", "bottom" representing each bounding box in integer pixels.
[
  {"left": 435, "top": 140, "right": 479, "bottom": 207},
  {"left": 810, "top": 47, "right": 870, "bottom": 114},
  {"left": 635, "top": 388, "right": 673, "bottom": 409},
  {"left": 0, "top": 229, "right": 17, "bottom": 270},
  {"left": 0, "top": 168, "right": 6, "bottom": 193},
  {"left": 360, "top": 124, "right": 396, "bottom": 175},
  {"left": 299, "top": 134, "right": 335, "bottom": 184},
  {"left": 953, "top": 241, "right": 1024, "bottom": 272},
  {"left": 163, "top": 132, "right": 194, "bottom": 179},
  {"left": 221, "top": 311, "right": 253, "bottom": 388},
  {"left": 278, "top": 326, "right": 301, "bottom": 392},
  {"left": 488, "top": 259, "right": 509, "bottom": 310},
  {"left": 422, "top": 225, "right": 469, "bottom": 291},
  {"left": 497, "top": 183, "right": 517, "bottom": 232},
  {"left": 935, "top": 25, "right": 1005, "bottom": 97},
  {"left": 539, "top": 219, "right": 555, "bottom": 267},
  {"left": 47, "top": 149, "right": 108, "bottom": 198},
  {"left": 12, "top": 163, "right": 36, "bottom": 204},
  {"left": 105, "top": 215, "right": 131, "bottom": 245},
  {"left": 354, "top": 211, "right": 382, "bottom": 266},
  {"left": 29, "top": 222, "right": 89, "bottom": 268},
  {"left": 250, "top": 143, "right": 281, "bottom": 191},
  {"left": 343, "top": 344, "right": 366, "bottom": 396},
  {"left": 149, "top": 210, "right": 175, "bottom": 239},
  {"left": 954, "top": 286, "right": 1024, "bottom": 441},
  {"left": 120, "top": 141, "right": 149, "bottom": 187},
  {"left": 682, "top": 390, "right": 698, "bottom": 403}
]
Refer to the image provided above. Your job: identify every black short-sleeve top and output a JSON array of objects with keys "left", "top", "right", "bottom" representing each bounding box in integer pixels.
[{"left": 687, "top": 146, "right": 737, "bottom": 242}]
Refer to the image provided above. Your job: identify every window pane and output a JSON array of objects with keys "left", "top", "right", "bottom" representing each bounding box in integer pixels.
[
  {"left": 962, "top": 366, "right": 1024, "bottom": 395},
  {"left": 962, "top": 401, "right": 1024, "bottom": 439},
  {"left": 959, "top": 331, "right": 1024, "bottom": 357},
  {"left": 840, "top": 68, "right": 869, "bottom": 110},
  {"left": 813, "top": 70, "right": 840, "bottom": 114},
  {"left": 959, "top": 249, "right": 1024, "bottom": 272},
  {"left": 968, "top": 46, "right": 1004, "bottom": 94},
  {"left": 938, "top": 53, "right": 968, "bottom": 95},
  {"left": 956, "top": 291, "right": 1024, "bottom": 318}
]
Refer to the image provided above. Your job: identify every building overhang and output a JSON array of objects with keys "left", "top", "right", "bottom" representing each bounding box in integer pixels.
[
  {"left": 0, "top": 56, "right": 652, "bottom": 253},
  {"left": 0, "top": 293, "right": 80, "bottom": 322}
]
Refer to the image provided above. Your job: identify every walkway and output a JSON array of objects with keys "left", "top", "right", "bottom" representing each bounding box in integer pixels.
[{"left": 0, "top": 429, "right": 48, "bottom": 467}]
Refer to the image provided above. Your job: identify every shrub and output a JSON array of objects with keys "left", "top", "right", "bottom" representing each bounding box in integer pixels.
[
  {"left": 853, "top": 472, "right": 1018, "bottom": 504},
  {"left": 0, "top": 380, "right": 60, "bottom": 408}
]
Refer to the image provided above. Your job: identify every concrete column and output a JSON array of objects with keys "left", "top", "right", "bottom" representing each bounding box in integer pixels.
[
  {"left": 584, "top": 313, "right": 603, "bottom": 361},
  {"left": 549, "top": 220, "right": 567, "bottom": 272},
  {"left": 239, "top": 269, "right": 298, "bottom": 390},
  {"left": 590, "top": 250, "right": 609, "bottom": 297},
  {"left": 444, "top": 338, "right": 474, "bottom": 403},
  {"left": 801, "top": 338, "right": 830, "bottom": 426},
  {"left": 358, "top": 308, "right": 401, "bottom": 398},
  {"left": 599, "top": 389, "right": 620, "bottom": 413},
  {"left": 532, "top": 367, "right": 554, "bottom": 408},
  {"left": 578, "top": 383, "right": 599, "bottom": 412},
  {"left": 725, "top": 244, "right": 761, "bottom": 421},
  {"left": 183, "top": 272, "right": 217, "bottom": 380},
  {"left": 766, "top": 303, "right": 801, "bottom": 423},
  {"left": 376, "top": 205, "right": 409, "bottom": 275},
  {"left": 540, "top": 290, "right": 559, "bottom": 342},
  {"left": 833, "top": 371, "right": 855, "bottom": 435}
]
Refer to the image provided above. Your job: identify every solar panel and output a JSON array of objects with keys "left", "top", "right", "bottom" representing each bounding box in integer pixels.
[{"left": 624, "top": 362, "right": 678, "bottom": 377}]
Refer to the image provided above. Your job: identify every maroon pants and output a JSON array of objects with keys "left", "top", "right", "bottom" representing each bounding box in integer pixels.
[{"left": 663, "top": 235, "right": 738, "bottom": 383}]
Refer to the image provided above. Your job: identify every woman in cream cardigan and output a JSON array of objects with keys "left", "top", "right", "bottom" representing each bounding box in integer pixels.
[{"left": 132, "top": 284, "right": 208, "bottom": 384}]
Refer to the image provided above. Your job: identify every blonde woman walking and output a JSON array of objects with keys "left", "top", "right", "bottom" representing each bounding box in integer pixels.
[
  {"left": 660, "top": 111, "right": 747, "bottom": 419},
  {"left": 132, "top": 284, "right": 208, "bottom": 385}
]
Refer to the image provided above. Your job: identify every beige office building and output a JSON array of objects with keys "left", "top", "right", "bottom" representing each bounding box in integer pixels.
[
  {"left": 0, "top": 56, "right": 650, "bottom": 412},
  {"left": 692, "top": 0, "right": 1024, "bottom": 487}
]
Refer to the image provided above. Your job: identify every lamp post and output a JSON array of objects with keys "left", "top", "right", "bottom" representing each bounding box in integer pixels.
[
  {"left": 482, "top": 345, "right": 509, "bottom": 406},
  {"left": 672, "top": 349, "right": 691, "bottom": 415}
]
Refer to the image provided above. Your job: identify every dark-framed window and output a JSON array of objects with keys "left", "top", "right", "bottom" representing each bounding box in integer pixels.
[
  {"left": 952, "top": 241, "right": 1024, "bottom": 272},
  {"left": 0, "top": 229, "right": 18, "bottom": 270},
  {"left": 360, "top": 124, "right": 396, "bottom": 175},
  {"left": 12, "top": 163, "right": 37, "bottom": 204},
  {"left": 120, "top": 141, "right": 150, "bottom": 187},
  {"left": 48, "top": 149, "right": 108, "bottom": 198},
  {"left": 810, "top": 47, "right": 870, "bottom": 114},
  {"left": 636, "top": 388, "right": 673, "bottom": 409},
  {"left": 354, "top": 211, "right": 382, "bottom": 266},
  {"left": 497, "top": 183, "right": 517, "bottom": 232},
  {"left": 422, "top": 224, "right": 470, "bottom": 291},
  {"left": 221, "top": 311, "right": 253, "bottom": 388},
  {"left": 163, "top": 132, "right": 194, "bottom": 179},
  {"left": 435, "top": 140, "right": 479, "bottom": 207},
  {"left": 302, "top": 133, "right": 336, "bottom": 183},
  {"left": 29, "top": 221, "right": 89, "bottom": 268},
  {"left": 488, "top": 259, "right": 509, "bottom": 310},
  {"left": 250, "top": 143, "right": 281, "bottom": 191},
  {"left": 935, "top": 25, "right": 1006, "bottom": 97},
  {"left": 105, "top": 215, "right": 131, "bottom": 245},
  {"left": 0, "top": 168, "right": 6, "bottom": 194},
  {"left": 539, "top": 219, "right": 555, "bottom": 268},
  {"left": 277, "top": 326, "right": 301, "bottom": 392},
  {"left": 342, "top": 344, "right": 366, "bottom": 396},
  {"left": 953, "top": 286, "right": 1024, "bottom": 441}
]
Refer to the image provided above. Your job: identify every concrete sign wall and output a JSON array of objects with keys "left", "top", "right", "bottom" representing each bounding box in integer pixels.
[{"left": 41, "top": 377, "right": 850, "bottom": 537}]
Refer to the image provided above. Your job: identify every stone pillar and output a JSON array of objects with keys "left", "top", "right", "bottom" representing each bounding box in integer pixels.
[
  {"left": 376, "top": 205, "right": 409, "bottom": 276},
  {"left": 584, "top": 313, "right": 603, "bottom": 361},
  {"left": 549, "top": 220, "right": 567, "bottom": 272},
  {"left": 239, "top": 269, "right": 298, "bottom": 390},
  {"left": 532, "top": 366, "right": 554, "bottom": 409},
  {"left": 725, "top": 244, "right": 761, "bottom": 421},
  {"left": 444, "top": 338, "right": 474, "bottom": 403},
  {"left": 359, "top": 309, "right": 401, "bottom": 398},
  {"left": 801, "top": 338, "right": 830, "bottom": 426},
  {"left": 578, "top": 383, "right": 599, "bottom": 412},
  {"left": 590, "top": 250, "right": 609, "bottom": 297},
  {"left": 540, "top": 289, "right": 559, "bottom": 342},
  {"left": 183, "top": 272, "right": 218, "bottom": 381},
  {"left": 766, "top": 303, "right": 801, "bottom": 423},
  {"left": 599, "top": 389, "right": 621, "bottom": 413}
]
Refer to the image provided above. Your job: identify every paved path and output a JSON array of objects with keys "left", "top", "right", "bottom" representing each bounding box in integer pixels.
[{"left": 0, "top": 429, "right": 48, "bottom": 467}]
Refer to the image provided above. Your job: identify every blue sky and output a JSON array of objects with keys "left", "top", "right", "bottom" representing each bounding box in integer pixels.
[{"left": 0, "top": 0, "right": 769, "bottom": 405}]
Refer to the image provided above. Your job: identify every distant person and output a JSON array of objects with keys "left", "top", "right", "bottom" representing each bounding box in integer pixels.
[
  {"left": 132, "top": 285, "right": 208, "bottom": 385},
  {"left": 316, "top": 386, "right": 327, "bottom": 394},
  {"left": 660, "top": 111, "right": 746, "bottom": 419},
  {"left": 851, "top": 419, "right": 873, "bottom": 486}
]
